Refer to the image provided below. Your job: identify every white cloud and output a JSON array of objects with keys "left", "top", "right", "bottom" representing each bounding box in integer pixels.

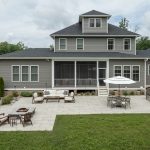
[{"left": 0, "top": 0, "right": 150, "bottom": 47}]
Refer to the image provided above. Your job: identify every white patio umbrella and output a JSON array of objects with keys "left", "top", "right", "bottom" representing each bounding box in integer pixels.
[{"left": 104, "top": 76, "right": 136, "bottom": 96}]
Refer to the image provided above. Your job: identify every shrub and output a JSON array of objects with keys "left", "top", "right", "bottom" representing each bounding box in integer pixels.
[
  {"left": 12, "top": 91, "right": 19, "bottom": 97},
  {"left": 123, "top": 91, "right": 128, "bottom": 96},
  {"left": 20, "top": 91, "right": 33, "bottom": 97},
  {"left": 2, "top": 95, "right": 13, "bottom": 105},
  {"left": 0, "top": 77, "right": 4, "bottom": 97},
  {"left": 130, "top": 91, "right": 135, "bottom": 95}
]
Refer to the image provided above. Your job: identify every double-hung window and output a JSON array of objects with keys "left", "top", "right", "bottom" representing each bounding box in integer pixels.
[
  {"left": 31, "top": 66, "right": 39, "bottom": 82},
  {"left": 89, "top": 18, "right": 94, "bottom": 27},
  {"left": 21, "top": 66, "right": 29, "bottom": 82},
  {"left": 96, "top": 18, "right": 101, "bottom": 27},
  {"left": 76, "top": 38, "right": 84, "bottom": 50},
  {"left": 12, "top": 66, "right": 20, "bottom": 82},
  {"left": 89, "top": 18, "right": 101, "bottom": 28},
  {"left": 59, "top": 38, "right": 67, "bottom": 50},
  {"left": 132, "top": 66, "right": 140, "bottom": 81},
  {"left": 114, "top": 66, "right": 122, "bottom": 76},
  {"left": 108, "top": 38, "right": 115, "bottom": 50},
  {"left": 124, "top": 39, "right": 131, "bottom": 50},
  {"left": 123, "top": 66, "right": 131, "bottom": 78}
]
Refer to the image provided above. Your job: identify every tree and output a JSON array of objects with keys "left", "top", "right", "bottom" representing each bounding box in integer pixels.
[
  {"left": 136, "top": 36, "right": 150, "bottom": 50},
  {"left": 0, "top": 41, "right": 27, "bottom": 55},
  {"left": 50, "top": 44, "right": 54, "bottom": 51},
  {"left": 119, "top": 17, "right": 129, "bottom": 30}
]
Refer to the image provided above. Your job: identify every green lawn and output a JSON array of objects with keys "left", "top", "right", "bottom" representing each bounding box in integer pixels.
[{"left": 0, "top": 114, "right": 150, "bottom": 150}]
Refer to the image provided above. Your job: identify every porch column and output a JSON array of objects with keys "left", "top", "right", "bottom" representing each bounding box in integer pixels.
[
  {"left": 52, "top": 60, "right": 54, "bottom": 88},
  {"left": 97, "top": 61, "right": 99, "bottom": 87},
  {"left": 75, "top": 61, "right": 76, "bottom": 88}
]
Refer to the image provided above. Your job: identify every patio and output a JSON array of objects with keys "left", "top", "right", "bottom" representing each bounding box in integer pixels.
[{"left": 0, "top": 95, "right": 150, "bottom": 131}]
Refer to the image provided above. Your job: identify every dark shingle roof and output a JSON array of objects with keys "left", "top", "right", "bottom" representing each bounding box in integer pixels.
[
  {"left": 0, "top": 48, "right": 145, "bottom": 59},
  {"left": 136, "top": 49, "right": 150, "bottom": 57},
  {"left": 81, "top": 10, "right": 110, "bottom": 16},
  {"left": 51, "top": 23, "right": 139, "bottom": 37}
]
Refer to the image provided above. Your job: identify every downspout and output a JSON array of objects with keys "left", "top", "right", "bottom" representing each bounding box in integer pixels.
[{"left": 144, "top": 58, "right": 148, "bottom": 96}]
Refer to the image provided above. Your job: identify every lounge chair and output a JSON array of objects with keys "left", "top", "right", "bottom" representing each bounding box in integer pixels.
[
  {"left": 0, "top": 113, "right": 9, "bottom": 126},
  {"left": 20, "top": 113, "right": 33, "bottom": 127},
  {"left": 32, "top": 92, "right": 44, "bottom": 104},
  {"left": 64, "top": 92, "right": 75, "bottom": 103}
]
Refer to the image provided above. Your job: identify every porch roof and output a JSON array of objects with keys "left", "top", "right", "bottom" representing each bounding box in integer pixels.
[{"left": 0, "top": 48, "right": 149, "bottom": 59}]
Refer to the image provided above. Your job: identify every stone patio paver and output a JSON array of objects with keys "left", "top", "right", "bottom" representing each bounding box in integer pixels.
[{"left": 0, "top": 96, "right": 150, "bottom": 131}]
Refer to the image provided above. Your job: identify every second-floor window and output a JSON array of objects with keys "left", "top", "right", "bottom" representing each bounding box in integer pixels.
[
  {"left": 59, "top": 38, "right": 67, "bottom": 50},
  {"left": 107, "top": 39, "right": 115, "bottom": 50},
  {"left": 124, "top": 39, "right": 131, "bottom": 50},
  {"left": 89, "top": 18, "right": 101, "bottom": 28},
  {"left": 76, "top": 38, "right": 84, "bottom": 50}
]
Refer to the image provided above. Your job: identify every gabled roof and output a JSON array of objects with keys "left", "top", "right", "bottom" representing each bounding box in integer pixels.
[
  {"left": 51, "top": 23, "right": 139, "bottom": 37},
  {"left": 0, "top": 48, "right": 146, "bottom": 59},
  {"left": 81, "top": 10, "right": 110, "bottom": 16}
]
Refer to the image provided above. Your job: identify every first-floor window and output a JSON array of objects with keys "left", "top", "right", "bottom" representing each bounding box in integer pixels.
[
  {"left": 21, "top": 66, "right": 29, "bottom": 82},
  {"left": 12, "top": 66, "right": 20, "bottom": 82},
  {"left": 31, "top": 66, "right": 39, "bottom": 82},
  {"left": 148, "top": 65, "right": 150, "bottom": 75},
  {"left": 114, "top": 66, "right": 122, "bottom": 76},
  {"left": 133, "top": 66, "right": 140, "bottom": 81},
  {"left": 123, "top": 66, "right": 131, "bottom": 78}
]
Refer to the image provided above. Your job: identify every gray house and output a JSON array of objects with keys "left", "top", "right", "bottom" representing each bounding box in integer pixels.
[{"left": 0, "top": 10, "right": 150, "bottom": 95}]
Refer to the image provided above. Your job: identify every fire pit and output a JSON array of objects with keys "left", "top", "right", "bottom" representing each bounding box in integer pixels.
[{"left": 16, "top": 108, "right": 29, "bottom": 112}]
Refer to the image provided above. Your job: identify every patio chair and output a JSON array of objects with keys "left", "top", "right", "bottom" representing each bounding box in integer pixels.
[
  {"left": 64, "top": 92, "right": 75, "bottom": 103},
  {"left": 0, "top": 113, "right": 9, "bottom": 126},
  {"left": 32, "top": 92, "right": 44, "bottom": 104},
  {"left": 20, "top": 113, "right": 33, "bottom": 127}
]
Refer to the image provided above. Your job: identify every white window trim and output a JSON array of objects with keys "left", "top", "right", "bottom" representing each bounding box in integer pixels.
[
  {"left": 59, "top": 38, "right": 67, "bottom": 50},
  {"left": 21, "top": 65, "right": 30, "bottom": 82},
  {"left": 123, "top": 38, "right": 131, "bottom": 51},
  {"left": 89, "top": 18, "right": 102, "bottom": 28},
  {"left": 76, "top": 38, "right": 84, "bottom": 50},
  {"left": 123, "top": 65, "right": 131, "bottom": 78},
  {"left": 107, "top": 38, "right": 115, "bottom": 50},
  {"left": 30, "top": 65, "right": 39, "bottom": 82},
  {"left": 113, "top": 65, "right": 122, "bottom": 76},
  {"left": 148, "top": 64, "right": 150, "bottom": 76},
  {"left": 11, "top": 65, "right": 20, "bottom": 82},
  {"left": 132, "top": 65, "right": 140, "bottom": 82}
]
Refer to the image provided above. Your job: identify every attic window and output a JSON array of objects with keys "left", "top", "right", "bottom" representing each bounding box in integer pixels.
[{"left": 89, "top": 18, "right": 102, "bottom": 28}]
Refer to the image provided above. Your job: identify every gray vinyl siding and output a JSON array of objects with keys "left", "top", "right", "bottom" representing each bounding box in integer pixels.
[
  {"left": 0, "top": 60, "right": 52, "bottom": 89},
  {"left": 82, "top": 17, "right": 107, "bottom": 33},
  {"left": 109, "top": 59, "right": 145, "bottom": 88},
  {"left": 55, "top": 37, "right": 136, "bottom": 54},
  {"left": 146, "top": 60, "right": 150, "bottom": 86}
]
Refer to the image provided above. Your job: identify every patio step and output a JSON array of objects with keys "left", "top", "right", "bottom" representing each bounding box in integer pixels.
[{"left": 98, "top": 88, "right": 108, "bottom": 96}]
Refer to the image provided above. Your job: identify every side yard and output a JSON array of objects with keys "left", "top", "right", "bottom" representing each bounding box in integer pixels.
[{"left": 0, "top": 114, "right": 150, "bottom": 150}]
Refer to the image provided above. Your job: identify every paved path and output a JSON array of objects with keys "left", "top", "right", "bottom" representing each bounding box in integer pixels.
[{"left": 0, "top": 96, "right": 150, "bottom": 131}]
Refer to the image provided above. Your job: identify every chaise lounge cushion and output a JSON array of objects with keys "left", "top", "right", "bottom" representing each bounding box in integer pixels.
[{"left": 43, "top": 90, "right": 68, "bottom": 98}]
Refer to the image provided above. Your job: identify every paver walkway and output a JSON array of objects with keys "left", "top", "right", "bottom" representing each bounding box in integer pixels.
[{"left": 0, "top": 96, "right": 150, "bottom": 131}]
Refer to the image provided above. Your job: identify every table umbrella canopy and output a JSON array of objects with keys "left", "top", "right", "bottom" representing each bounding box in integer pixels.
[{"left": 104, "top": 76, "right": 136, "bottom": 84}]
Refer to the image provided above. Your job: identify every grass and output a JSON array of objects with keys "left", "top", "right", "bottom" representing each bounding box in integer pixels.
[{"left": 0, "top": 114, "right": 150, "bottom": 150}]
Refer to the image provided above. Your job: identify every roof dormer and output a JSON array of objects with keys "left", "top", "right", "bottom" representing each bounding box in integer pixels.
[{"left": 79, "top": 10, "right": 111, "bottom": 33}]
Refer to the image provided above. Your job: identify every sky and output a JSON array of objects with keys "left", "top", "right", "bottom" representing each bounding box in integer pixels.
[{"left": 0, "top": 0, "right": 150, "bottom": 48}]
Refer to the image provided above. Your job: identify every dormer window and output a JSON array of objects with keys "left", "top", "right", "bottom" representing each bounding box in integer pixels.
[
  {"left": 124, "top": 38, "right": 131, "bottom": 50},
  {"left": 59, "top": 38, "right": 67, "bottom": 50},
  {"left": 89, "top": 18, "right": 102, "bottom": 28}
]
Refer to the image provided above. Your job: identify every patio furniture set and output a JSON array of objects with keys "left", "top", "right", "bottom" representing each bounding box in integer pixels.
[
  {"left": 107, "top": 96, "right": 131, "bottom": 109},
  {"left": 0, "top": 107, "right": 36, "bottom": 127},
  {"left": 32, "top": 90, "right": 75, "bottom": 103}
]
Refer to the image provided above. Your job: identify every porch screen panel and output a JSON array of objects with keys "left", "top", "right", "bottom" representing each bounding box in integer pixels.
[
  {"left": 54, "top": 61, "right": 74, "bottom": 87},
  {"left": 77, "top": 62, "right": 96, "bottom": 87}
]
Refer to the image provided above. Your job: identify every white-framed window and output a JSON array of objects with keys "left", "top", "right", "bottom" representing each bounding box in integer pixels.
[
  {"left": 148, "top": 64, "right": 150, "bottom": 75},
  {"left": 124, "top": 38, "right": 131, "bottom": 50},
  {"left": 59, "top": 38, "right": 67, "bottom": 50},
  {"left": 132, "top": 65, "right": 140, "bottom": 81},
  {"left": 107, "top": 38, "right": 115, "bottom": 50},
  {"left": 123, "top": 66, "right": 131, "bottom": 78},
  {"left": 114, "top": 65, "right": 122, "bottom": 76},
  {"left": 89, "top": 18, "right": 102, "bottom": 28},
  {"left": 12, "top": 65, "right": 20, "bottom": 82},
  {"left": 76, "top": 38, "right": 84, "bottom": 50},
  {"left": 21, "top": 65, "right": 29, "bottom": 82},
  {"left": 30, "top": 65, "right": 39, "bottom": 82}
]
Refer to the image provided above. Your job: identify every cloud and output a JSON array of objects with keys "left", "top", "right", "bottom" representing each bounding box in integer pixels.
[{"left": 0, "top": 0, "right": 150, "bottom": 47}]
